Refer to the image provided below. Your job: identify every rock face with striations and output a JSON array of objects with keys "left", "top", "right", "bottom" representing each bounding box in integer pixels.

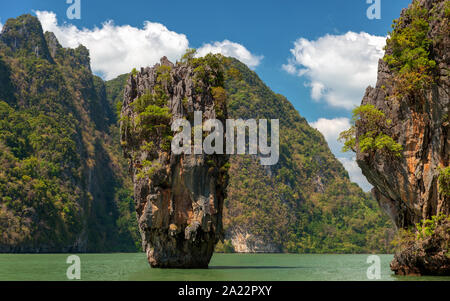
[
  {"left": 120, "top": 55, "right": 229, "bottom": 268},
  {"left": 356, "top": 0, "right": 449, "bottom": 275}
]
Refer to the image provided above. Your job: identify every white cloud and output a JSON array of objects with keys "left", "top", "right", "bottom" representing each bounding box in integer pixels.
[
  {"left": 309, "top": 82, "right": 325, "bottom": 101},
  {"left": 36, "top": 11, "right": 262, "bottom": 80},
  {"left": 197, "top": 40, "right": 263, "bottom": 69},
  {"left": 337, "top": 157, "right": 372, "bottom": 192},
  {"left": 283, "top": 32, "right": 386, "bottom": 110},
  {"left": 311, "top": 117, "right": 351, "bottom": 155},
  {"left": 311, "top": 117, "right": 372, "bottom": 191},
  {"left": 281, "top": 60, "right": 297, "bottom": 74},
  {"left": 0, "top": 21, "right": 3, "bottom": 32},
  {"left": 36, "top": 10, "right": 189, "bottom": 80}
]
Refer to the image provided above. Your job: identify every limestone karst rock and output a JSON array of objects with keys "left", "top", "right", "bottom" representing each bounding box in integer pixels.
[
  {"left": 120, "top": 55, "right": 229, "bottom": 268},
  {"left": 355, "top": 0, "right": 449, "bottom": 275}
]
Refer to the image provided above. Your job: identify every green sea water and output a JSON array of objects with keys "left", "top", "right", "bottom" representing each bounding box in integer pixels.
[{"left": 0, "top": 253, "right": 448, "bottom": 281}]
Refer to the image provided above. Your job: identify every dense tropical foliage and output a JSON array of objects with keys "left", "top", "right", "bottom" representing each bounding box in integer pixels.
[
  {"left": 0, "top": 15, "right": 139, "bottom": 251},
  {"left": 383, "top": 1, "right": 437, "bottom": 98}
]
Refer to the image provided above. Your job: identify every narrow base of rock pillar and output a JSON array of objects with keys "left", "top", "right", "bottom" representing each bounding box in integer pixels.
[
  {"left": 144, "top": 231, "right": 217, "bottom": 269},
  {"left": 145, "top": 245, "right": 215, "bottom": 269}
]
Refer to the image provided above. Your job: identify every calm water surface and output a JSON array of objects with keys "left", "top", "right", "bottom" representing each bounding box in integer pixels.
[{"left": 0, "top": 253, "right": 449, "bottom": 281}]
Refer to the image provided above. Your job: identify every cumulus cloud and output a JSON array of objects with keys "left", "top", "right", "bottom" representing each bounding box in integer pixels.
[
  {"left": 311, "top": 117, "right": 351, "bottom": 155},
  {"left": 36, "top": 11, "right": 189, "bottom": 80},
  {"left": 337, "top": 156, "right": 372, "bottom": 192},
  {"left": 283, "top": 32, "right": 386, "bottom": 110},
  {"left": 311, "top": 117, "right": 372, "bottom": 191},
  {"left": 197, "top": 40, "right": 263, "bottom": 69},
  {"left": 0, "top": 21, "right": 3, "bottom": 32},
  {"left": 35, "top": 11, "right": 263, "bottom": 80}
]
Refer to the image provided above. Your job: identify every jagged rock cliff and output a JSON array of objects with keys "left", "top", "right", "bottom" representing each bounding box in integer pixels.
[
  {"left": 356, "top": 0, "right": 449, "bottom": 275},
  {"left": 120, "top": 55, "right": 228, "bottom": 268}
]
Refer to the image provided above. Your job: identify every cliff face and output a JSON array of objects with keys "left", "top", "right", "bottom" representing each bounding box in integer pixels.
[
  {"left": 356, "top": 0, "right": 449, "bottom": 275},
  {"left": 120, "top": 55, "right": 228, "bottom": 268}
]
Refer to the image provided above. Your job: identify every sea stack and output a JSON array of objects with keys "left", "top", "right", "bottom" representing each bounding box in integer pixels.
[
  {"left": 120, "top": 54, "right": 229, "bottom": 268},
  {"left": 355, "top": 0, "right": 449, "bottom": 275}
]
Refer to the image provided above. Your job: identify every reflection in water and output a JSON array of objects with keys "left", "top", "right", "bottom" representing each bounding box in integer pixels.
[
  {"left": 0, "top": 253, "right": 449, "bottom": 281},
  {"left": 209, "top": 266, "right": 303, "bottom": 270}
]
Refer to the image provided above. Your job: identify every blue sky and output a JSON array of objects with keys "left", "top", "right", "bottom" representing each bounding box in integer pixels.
[{"left": 0, "top": 0, "right": 412, "bottom": 190}]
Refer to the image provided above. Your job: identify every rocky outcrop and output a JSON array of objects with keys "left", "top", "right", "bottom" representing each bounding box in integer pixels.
[
  {"left": 390, "top": 216, "right": 450, "bottom": 276},
  {"left": 120, "top": 56, "right": 228, "bottom": 268},
  {"left": 356, "top": 0, "right": 449, "bottom": 275},
  {"left": 0, "top": 14, "right": 54, "bottom": 62},
  {"left": 230, "top": 229, "right": 281, "bottom": 253}
]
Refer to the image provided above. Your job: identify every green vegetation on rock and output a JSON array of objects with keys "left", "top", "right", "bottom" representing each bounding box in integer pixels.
[
  {"left": 392, "top": 213, "right": 450, "bottom": 255},
  {"left": 438, "top": 166, "right": 450, "bottom": 197},
  {"left": 383, "top": 1, "right": 437, "bottom": 98},
  {"left": 339, "top": 104, "right": 403, "bottom": 157}
]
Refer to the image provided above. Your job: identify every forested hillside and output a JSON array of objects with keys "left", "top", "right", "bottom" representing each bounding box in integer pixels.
[
  {"left": 0, "top": 15, "right": 138, "bottom": 252},
  {"left": 219, "top": 58, "right": 394, "bottom": 253}
]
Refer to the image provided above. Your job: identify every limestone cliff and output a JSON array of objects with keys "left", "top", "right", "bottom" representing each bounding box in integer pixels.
[
  {"left": 355, "top": 0, "right": 449, "bottom": 275},
  {"left": 120, "top": 55, "right": 228, "bottom": 268}
]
